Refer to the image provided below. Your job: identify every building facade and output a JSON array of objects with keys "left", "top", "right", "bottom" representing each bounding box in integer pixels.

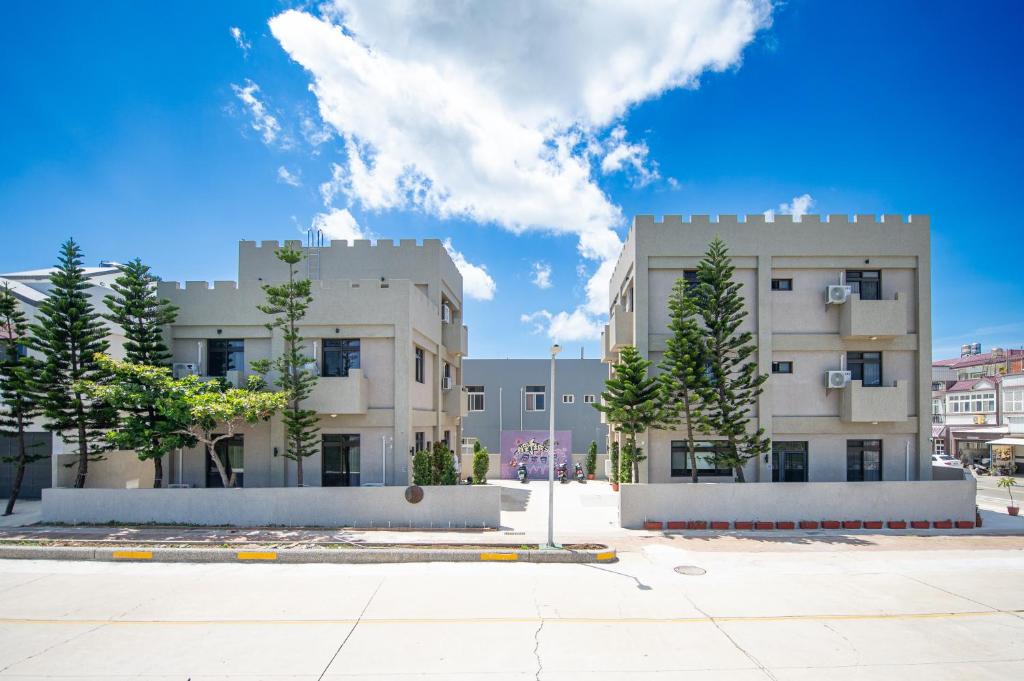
[{"left": 602, "top": 213, "right": 931, "bottom": 483}]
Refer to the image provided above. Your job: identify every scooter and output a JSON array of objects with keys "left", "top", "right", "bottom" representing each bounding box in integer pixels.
[
  {"left": 574, "top": 462, "right": 586, "bottom": 483},
  {"left": 517, "top": 462, "right": 528, "bottom": 483},
  {"left": 557, "top": 462, "right": 569, "bottom": 484}
]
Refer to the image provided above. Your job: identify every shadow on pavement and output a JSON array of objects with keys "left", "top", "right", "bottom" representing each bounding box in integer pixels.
[
  {"left": 500, "top": 485, "right": 531, "bottom": 512},
  {"left": 660, "top": 532, "right": 876, "bottom": 547}
]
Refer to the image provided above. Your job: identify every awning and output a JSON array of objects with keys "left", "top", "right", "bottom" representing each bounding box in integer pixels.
[
  {"left": 931, "top": 425, "right": 947, "bottom": 438},
  {"left": 985, "top": 438, "right": 1024, "bottom": 446}
]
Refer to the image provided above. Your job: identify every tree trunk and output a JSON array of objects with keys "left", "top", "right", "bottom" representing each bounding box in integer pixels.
[
  {"left": 207, "top": 444, "right": 231, "bottom": 488},
  {"left": 730, "top": 435, "right": 745, "bottom": 482},
  {"left": 153, "top": 455, "right": 163, "bottom": 489},
  {"left": 74, "top": 419, "right": 88, "bottom": 489},
  {"left": 3, "top": 427, "right": 27, "bottom": 516},
  {"left": 683, "top": 391, "right": 698, "bottom": 484},
  {"left": 296, "top": 451, "right": 304, "bottom": 487}
]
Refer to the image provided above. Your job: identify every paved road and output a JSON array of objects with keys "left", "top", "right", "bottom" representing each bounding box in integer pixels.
[{"left": 2, "top": 541, "right": 1023, "bottom": 679}]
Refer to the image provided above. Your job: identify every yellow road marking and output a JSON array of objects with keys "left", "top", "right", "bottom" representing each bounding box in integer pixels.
[
  {"left": 480, "top": 552, "right": 518, "bottom": 561},
  {"left": 111, "top": 551, "right": 152, "bottom": 560},
  {"left": 595, "top": 551, "right": 616, "bottom": 562},
  {"left": 236, "top": 551, "right": 277, "bottom": 561}
]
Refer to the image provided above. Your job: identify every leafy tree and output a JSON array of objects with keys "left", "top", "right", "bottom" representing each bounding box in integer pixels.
[
  {"left": 0, "top": 284, "right": 46, "bottom": 515},
  {"left": 585, "top": 440, "right": 597, "bottom": 477},
  {"left": 472, "top": 440, "right": 489, "bottom": 484},
  {"left": 594, "top": 345, "right": 665, "bottom": 484},
  {"left": 103, "top": 259, "right": 178, "bottom": 487},
  {"left": 250, "top": 247, "right": 319, "bottom": 486},
  {"left": 659, "top": 277, "right": 708, "bottom": 483},
  {"left": 30, "top": 239, "right": 114, "bottom": 488},
  {"left": 694, "top": 237, "right": 770, "bottom": 482}
]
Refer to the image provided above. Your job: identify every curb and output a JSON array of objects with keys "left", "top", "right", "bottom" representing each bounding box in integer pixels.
[{"left": 0, "top": 545, "right": 617, "bottom": 565}]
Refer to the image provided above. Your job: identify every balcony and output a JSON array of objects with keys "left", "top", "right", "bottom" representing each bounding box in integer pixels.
[
  {"left": 443, "top": 384, "right": 467, "bottom": 418},
  {"left": 602, "top": 326, "right": 614, "bottom": 363},
  {"left": 443, "top": 322, "right": 468, "bottom": 356},
  {"left": 608, "top": 304, "right": 634, "bottom": 351},
  {"left": 841, "top": 380, "right": 908, "bottom": 423},
  {"left": 840, "top": 293, "right": 907, "bottom": 340},
  {"left": 306, "top": 370, "right": 369, "bottom": 415}
]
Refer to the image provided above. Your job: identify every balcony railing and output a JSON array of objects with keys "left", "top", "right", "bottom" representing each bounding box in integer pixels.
[
  {"left": 839, "top": 293, "right": 907, "bottom": 340},
  {"left": 306, "top": 369, "right": 369, "bottom": 415},
  {"left": 841, "top": 379, "right": 908, "bottom": 423}
]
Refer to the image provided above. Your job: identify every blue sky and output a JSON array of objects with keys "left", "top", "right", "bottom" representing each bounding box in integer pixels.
[{"left": 1, "top": 1, "right": 1022, "bottom": 360}]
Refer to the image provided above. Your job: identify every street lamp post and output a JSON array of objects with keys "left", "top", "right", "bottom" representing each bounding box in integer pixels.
[{"left": 547, "top": 343, "right": 561, "bottom": 549}]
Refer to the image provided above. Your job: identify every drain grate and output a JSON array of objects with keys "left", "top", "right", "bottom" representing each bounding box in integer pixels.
[
  {"left": 673, "top": 565, "right": 707, "bottom": 576},
  {"left": 502, "top": 531, "right": 526, "bottom": 536}
]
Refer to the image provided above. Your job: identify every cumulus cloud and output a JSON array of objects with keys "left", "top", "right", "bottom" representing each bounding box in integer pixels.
[
  {"left": 311, "top": 208, "right": 368, "bottom": 243},
  {"left": 230, "top": 27, "right": 251, "bottom": 55},
  {"left": 231, "top": 79, "right": 282, "bottom": 145},
  {"left": 765, "top": 193, "right": 815, "bottom": 221},
  {"left": 443, "top": 239, "right": 496, "bottom": 301},
  {"left": 521, "top": 309, "right": 604, "bottom": 342},
  {"left": 531, "top": 262, "right": 553, "bottom": 290},
  {"left": 269, "top": 1, "right": 771, "bottom": 335},
  {"left": 277, "top": 166, "right": 301, "bottom": 186}
]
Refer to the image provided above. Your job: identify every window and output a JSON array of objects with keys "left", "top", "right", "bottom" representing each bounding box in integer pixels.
[
  {"left": 771, "top": 278, "right": 793, "bottom": 291},
  {"left": 415, "top": 347, "right": 424, "bottom": 383},
  {"left": 206, "top": 435, "right": 244, "bottom": 487},
  {"left": 415, "top": 431, "right": 425, "bottom": 452},
  {"left": 933, "top": 440, "right": 945, "bottom": 456},
  {"left": 947, "top": 392, "right": 996, "bottom": 413},
  {"left": 772, "top": 361, "right": 793, "bottom": 374},
  {"left": 932, "top": 399, "right": 942, "bottom": 415},
  {"left": 562, "top": 394, "right": 575, "bottom": 404},
  {"left": 466, "top": 385, "right": 485, "bottom": 412},
  {"left": 683, "top": 269, "right": 699, "bottom": 290},
  {"left": 845, "top": 270, "right": 881, "bottom": 301},
  {"left": 1005, "top": 389, "right": 1024, "bottom": 413},
  {"left": 847, "top": 351, "right": 882, "bottom": 387},
  {"left": 322, "top": 434, "right": 360, "bottom": 487},
  {"left": 847, "top": 440, "right": 882, "bottom": 481},
  {"left": 583, "top": 394, "right": 597, "bottom": 404},
  {"left": 207, "top": 339, "right": 244, "bottom": 377},
  {"left": 772, "top": 442, "right": 808, "bottom": 482},
  {"left": 322, "top": 339, "right": 360, "bottom": 377},
  {"left": 670, "top": 441, "right": 732, "bottom": 477},
  {"left": 443, "top": 430, "right": 451, "bottom": 446},
  {"left": 525, "top": 385, "right": 545, "bottom": 412},
  {"left": 14, "top": 343, "right": 27, "bottom": 358},
  {"left": 931, "top": 381, "right": 945, "bottom": 391}
]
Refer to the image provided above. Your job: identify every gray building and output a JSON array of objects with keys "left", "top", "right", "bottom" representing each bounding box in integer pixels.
[{"left": 462, "top": 358, "right": 608, "bottom": 478}]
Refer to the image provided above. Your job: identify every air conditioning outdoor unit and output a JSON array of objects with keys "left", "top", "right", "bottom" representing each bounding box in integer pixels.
[
  {"left": 172, "top": 362, "right": 198, "bottom": 379},
  {"left": 225, "top": 370, "right": 242, "bottom": 388},
  {"left": 441, "top": 306, "right": 452, "bottom": 323},
  {"left": 826, "top": 285, "right": 852, "bottom": 305},
  {"left": 441, "top": 376, "right": 454, "bottom": 390},
  {"left": 827, "top": 370, "right": 852, "bottom": 389}
]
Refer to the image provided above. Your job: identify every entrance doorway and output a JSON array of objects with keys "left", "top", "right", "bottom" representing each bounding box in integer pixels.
[
  {"left": 323, "top": 434, "right": 360, "bottom": 487},
  {"left": 206, "top": 435, "right": 244, "bottom": 487},
  {"left": 772, "top": 442, "right": 808, "bottom": 482}
]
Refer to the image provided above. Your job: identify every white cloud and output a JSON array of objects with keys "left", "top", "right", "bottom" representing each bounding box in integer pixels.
[
  {"left": 300, "top": 114, "right": 334, "bottom": 148},
  {"left": 521, "top": 309, "right": 604, "bottom": 342},
  {"left": 443, "top": 239, "right": 496, "bottom": 301},
  {"left": 531, "top": 262, "right": 552, "bottom": 290},
  {"left": 765, "top": 193, "right": 815, "bottom": 221},
  {"left": 229, "top": 27, "right": 251, "bottom": 56},
  {"left": 277, "top": 166, "right": 301, "bottom": 186},
  {"left": 311, "top": 208, "right": 369, "bottom": 242},
  {"left": 231, "top": 79, "right": 282, "bottom": 145},
  {"left": 269, "top": 1, "right": 771, "bottom": 335}
]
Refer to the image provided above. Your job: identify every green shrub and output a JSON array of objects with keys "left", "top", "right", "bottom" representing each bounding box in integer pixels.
[
  {"left": 472, "top": 445, "right": 490, "bottom": 484},
  {"left": 610, "top": 441, "right": 619, "bottom": 484},
  {"left": 429, "top": 442, "right": 459, "bottom": 485},
  {"left": 412, "top": 450, "right": 431, "bottom": 486},
  {"left": 585, "top": 441, "right": 598, "bottom": 476}
]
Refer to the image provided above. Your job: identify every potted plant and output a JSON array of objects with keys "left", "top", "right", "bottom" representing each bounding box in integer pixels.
[
  {"left": 998, "top": 476, "right": 1019, "bottom": 516},
  {"left": 585, "top": 441, "right": 598, "bottom": 480}
]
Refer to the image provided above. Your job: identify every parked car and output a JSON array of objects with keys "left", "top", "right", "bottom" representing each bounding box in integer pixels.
[{"left": 932, "top": 453, "right": 963, "bottom": 468}]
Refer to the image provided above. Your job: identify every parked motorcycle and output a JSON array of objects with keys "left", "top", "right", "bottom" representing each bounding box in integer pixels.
[
  {"left": 574, "top": 462, "right": 586, "bottom": 483},
  {"left": 517, "top": 462, "right": 528, "bottom": 483},
  {"left": 557, "top": 462, "right": 568, "bottom": 484}
]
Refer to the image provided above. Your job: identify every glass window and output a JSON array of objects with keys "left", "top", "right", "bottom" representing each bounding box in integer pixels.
[
  {"left": 525, "top": 385, "right": 545, "bottom": 412},
  {"left": 670, "top": 441, "right": 732, "bottom": 477},
  {"left": 933, "top": 440, "right": 945, "bottom": 455},
  {"left": 323, "top": 339, "right": 360, "bottom": 377},
  {"left": 207, "top": 339, "right": 244, "bottom": 377},
  {"left": 583, "top": 394, "right": 597, "bottom": 404},
  {"left": 771, "top": 278, "right": 793, "bottom": 291},
  {"left": 947, "top": 392, "right": 996, "bottom": 413},
  {"left": 206, "top": 435, "right": 244, "bottom": 487},
  {"left": 466, "top": 385, "right": 485, "bottom": 412},
  {"left": 1005, "top": 389, "right": 1024, "bottom": 413},
  {"left": 322, "top": 434, "right": 360, "bottom": 487},
  {"left": 562, "top": 394, "right": 575, "bottom": 404},
  {"left": 847, "top": 439, "right": 882, "bottom": 482},
  {"left": 847, "top": 351, "right": 882, "bottom": 387},
  {"left": 415, "top": 347, "right": 424, "bottom": 383},
  {"left": 682, "top": 269, "right": 699, "bottom": 292},
  {"left": 14, "top": 343, "right": 27, "bottom": 358},
  {"left": 845, "top": 270, "right": 881, "bottom": 301},
  {"left": 414, "top": 431, "right": 425, "bottom": 452},
  {"left": 772, "top": 442, "right": 808, "bottom": 482},
  {"left": 772, "top": 361, "right": 793, "bottom": 374}
]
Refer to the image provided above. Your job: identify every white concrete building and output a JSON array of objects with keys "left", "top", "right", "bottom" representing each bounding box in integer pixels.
[{"left": 602, "top": 213, "right": 931, "bottom": 483}]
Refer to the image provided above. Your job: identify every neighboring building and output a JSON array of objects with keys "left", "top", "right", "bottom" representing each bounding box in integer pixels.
[
  {"left": 933, "top": 346, "right": 1024, "bottom": 380},
  {"left": 154, "top": 238, "right": 468, "bottom": 488},
  {"left": 602, "top": 213, "right": 931, "bottom": 483},
  {"left": 462, "top": 358, "right": 608, "bottom": 478}
]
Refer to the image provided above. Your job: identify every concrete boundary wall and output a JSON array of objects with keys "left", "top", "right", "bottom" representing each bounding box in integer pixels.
[
  {"left": 42, "top": 486, "right": 500, "bottom": 528},
  {"left": 619, "top": 480, "right": 976, "bottom": 529}
]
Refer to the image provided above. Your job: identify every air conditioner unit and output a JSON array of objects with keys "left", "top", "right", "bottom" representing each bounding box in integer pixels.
[
  {"left": 441, "top": 306, "right": 452, "bottom": 323},
  {"left": 172, "top": 362, "right": 198, "bottom": 379},
  {"left": 974, "top": 414, "right": 987, "bottom": 425},
  {"left": 441, "top": 376, "right": 454, "bottom": 390},
  {"left": 826, "top": 285, "right": 852, "bottom": 305},
  {"left": 827, "top": 370, "right": 852, "bottom": 389},
  {"left": 225, "top": 370, "right": 242, "bottom": 388}
]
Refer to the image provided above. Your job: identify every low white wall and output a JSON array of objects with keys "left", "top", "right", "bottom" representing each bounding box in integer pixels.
[
  {"left": 43, "top": 486, "right": 501, "bottom": 528},
  {"left": 619, "top": 480, "right": 977, "bottom": 528}
]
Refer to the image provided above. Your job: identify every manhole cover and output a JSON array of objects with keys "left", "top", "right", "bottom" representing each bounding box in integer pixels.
[{"left": 674, "top": 565, "right": 707, "bottom": 576}]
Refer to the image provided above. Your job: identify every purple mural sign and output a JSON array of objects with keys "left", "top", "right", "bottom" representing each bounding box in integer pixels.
[{"left": 500, "top": 430, "right": 572, "bottom": 480}]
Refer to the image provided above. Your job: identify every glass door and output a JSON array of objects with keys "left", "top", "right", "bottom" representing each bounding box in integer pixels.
[
  {"left": 206, "top": 435, "right": 244, "bottom": 487},
  {"left": 771, "top": 442, "right": 808, "bottom": 482},
  {"left": 323, "top": 434, "right": 361, "bottom": 487}
]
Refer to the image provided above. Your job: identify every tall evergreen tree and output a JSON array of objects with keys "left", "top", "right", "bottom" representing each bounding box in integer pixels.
[
  {"left": 658, "top": 277, "right": 708, "bottom": 483},
  {"left": 30, "top": 240, "right": 114, "bottom": 488},
  {"left": 0, "top": 284, "right": 46, "bottom": 515},
  {"left": 594, "top": 345, "right": 665, "bottom": 484},
  {"left": 103, "top": 258, "right": 178, "bottom": 487},
  {"left": 250, "top": 246, "right": 319, "bottom": 486},
  {"left": 694, "top": 237, "right": 770, "bottom": 482}
]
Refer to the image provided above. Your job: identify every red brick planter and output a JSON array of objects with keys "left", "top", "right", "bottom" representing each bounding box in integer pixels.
[
  {"left": 887, "top": 521, "right": 907, "bottom": 529},
  {"left": 799, "top": 521, "right": 819, "bottom": 530},
  {"left": 734, "top": 521, "right": 754, "bottom": 530},
  {"left": 666, "top": 521, "right": 687, "bottom": 530},
  {"left": 955, "top": 520, "right": 974, "bottom": 529},
  {"left": 933, "top": 520, "right": 953, "bottom": 529},
  {"left": 842, "top": 521, "right": 862, "bottom": 530},
  {"left": 710, "top": 521, "right": 731, "bottom": 530},
  {"left": 754, "top": 521, "right": 774, "bottom": 530},
  {"left": 644, "top": 521, "right": 664, "bottom": 530},
  {"left": 822, "top": 520, "right": 841, "bottom": 529},
  {"left": 863, "top": 521, "right": 883, "bottom": 529},
  {"left": 775, "top": 521, "right": 795, "bottom": 530},
  {"left": 687, "top": 521, "right": 708, "bottom": 530},
  {"left": 910, "top": 521, "right": 929, "bottom": 529}
]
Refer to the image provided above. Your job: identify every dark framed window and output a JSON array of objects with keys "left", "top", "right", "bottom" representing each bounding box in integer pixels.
[
  {"left": 771, "top": 278, "right": 793, "bottom": 291},
  {"left": 322, "top": 434, "right": 360, "bottom": 487},
  {"left": 682, "top": 269, "right": 699, "bottom": 290},
  {"left": 670, "top": 441, "right": 732, "bottom": 477},
  {"left": 846, "top": 270, "right": 881, "bottom": 301},
  {"left": 323, "top": 339, "right": 360, "bottom": 377},
  {"left": 772, "top": 361, "right": 793, "bottom": 374},
  {"left": 847, "top": 439, "right": 882, "bottom": 481},
  {"left": 207, "top": 339, "right": 244, "bottom": 377},
  {"left": 443, "top": 430, "right": 451, "bottom": 446},
  {"left": 415, "top": 347, "right": 424, "bottom": 383},
  {"left": 206, "top": 434, "right": 244, "bottom": 487},
  {"left": 414, "top": 431, "right": 425, "bottom": 452},
  {"left": 772, "top": 442, "right": 808, "bottom": 482},
  {"left": 847, "top": 351, "right": 882, "bottom": 387},
  {"left": 14, "top": 343, "right": 28, "bottom": 358}
]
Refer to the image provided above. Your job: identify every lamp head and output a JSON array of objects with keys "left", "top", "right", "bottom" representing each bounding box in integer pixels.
[{"left": 551, "top": 344, "right": 562, "bottom": 356}]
